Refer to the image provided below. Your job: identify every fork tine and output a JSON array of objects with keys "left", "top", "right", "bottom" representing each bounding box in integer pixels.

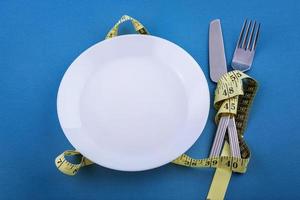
[
  {"left": 242, "top": 20, "right": 251, "bottom": 49},
  {"left": 237, "top": 20, "right": 247, "bottom": 48},
  {"left": 252, "top": 22, "right": 261, "bottom": 50},
  {"left": 247, "top": 21, "right": 256, "bottom": 50}
]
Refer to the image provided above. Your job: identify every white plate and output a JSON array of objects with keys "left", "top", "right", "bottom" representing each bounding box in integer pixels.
[{"left": 57, "top": 34, "right": 209, "bottom": 171}]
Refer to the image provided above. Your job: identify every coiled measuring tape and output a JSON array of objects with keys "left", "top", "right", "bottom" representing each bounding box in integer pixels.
[
  {"left": 172, "top": 70, "right": 258, "bottom": 173},
  {"left": 55, "top": 16, "right": 258, "bottom": 178}
]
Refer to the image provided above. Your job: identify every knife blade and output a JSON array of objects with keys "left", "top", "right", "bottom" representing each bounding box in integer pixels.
[{"left": 209, "top": 19, "right": 227, "bottom": 82}]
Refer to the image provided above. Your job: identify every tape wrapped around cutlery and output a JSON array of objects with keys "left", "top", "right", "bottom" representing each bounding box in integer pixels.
[
  {"left": 173, "top": 70, "right": 258, "bottom": 170},
  {"left": 55, "top": 15, "right": 258, "bottom": 176}
]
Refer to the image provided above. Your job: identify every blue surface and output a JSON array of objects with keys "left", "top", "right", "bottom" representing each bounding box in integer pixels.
[{"left": 1, "top": 0, "right": 300, "bottom": 199}]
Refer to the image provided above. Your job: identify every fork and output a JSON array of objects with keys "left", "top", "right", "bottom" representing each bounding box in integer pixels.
[
  {"left": 227, "top": 19, "right": 261, "bottom": 158},
  {"left": 232, "top": 20, "right": 261, "bottom": 72}
]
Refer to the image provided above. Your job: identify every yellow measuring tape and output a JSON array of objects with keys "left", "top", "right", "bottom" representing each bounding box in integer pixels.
[
  {"left": 55, "top": 15, "right": 258, "bottom": 199},
  {"left": 105, "top": 15, "right": 148, "bottom": 39}
]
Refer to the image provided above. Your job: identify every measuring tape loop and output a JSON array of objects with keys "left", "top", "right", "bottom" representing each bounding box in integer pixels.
[
  {"left": 55, "top": 150, "right": 93, "bottom": 176},
  {"left": 105, "top": 15, "right": 149, "bottom": 39},
  {"left": 55, "top": 16, "right": 258, "bottom": 176}
]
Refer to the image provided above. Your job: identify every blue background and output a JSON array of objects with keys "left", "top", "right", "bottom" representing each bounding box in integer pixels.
[{"left": 1, "top": 0, "right": 300, "bottom": 199}]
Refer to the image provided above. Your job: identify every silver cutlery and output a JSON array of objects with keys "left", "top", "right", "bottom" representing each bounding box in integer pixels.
[
  {"left": 208, "top": 19, "right": 241, "bottom": 158},
  {"left": 209, "top": 19, "right": 260, "bottom": 159},
  {"left": 207, "top": 19, "right": 260, "bottom": 200},
  {"left": 228, "top": 19, "right": 260, "bottom": 157}
]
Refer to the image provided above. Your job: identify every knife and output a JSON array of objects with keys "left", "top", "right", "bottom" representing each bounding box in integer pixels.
[
  {"left": 208, "top": 19, "right": 241, "bottom": 158},
  {"left": 209, "top": 19, "right": 227, "bottom": 82},
  {"left": 209, "top": 19, "right": 230, "bottom": 158}
]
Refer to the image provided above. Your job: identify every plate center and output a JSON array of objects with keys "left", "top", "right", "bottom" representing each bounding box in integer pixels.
[{"left": 80, "top": 56, "right": 188, "bottom": 154}]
